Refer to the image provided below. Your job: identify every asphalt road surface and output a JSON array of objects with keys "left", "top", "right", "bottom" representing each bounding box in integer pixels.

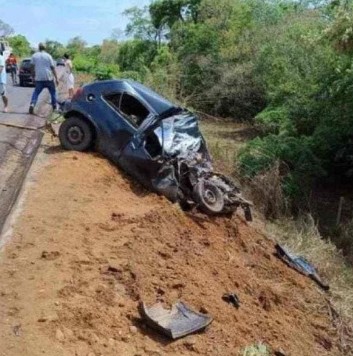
[{"left": 0, "top": 80, "right": 47, "bottom": 236}]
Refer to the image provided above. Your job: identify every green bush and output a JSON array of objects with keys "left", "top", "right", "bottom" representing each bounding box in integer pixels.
[
  {"left": 119, "top": 70, "right": 143, "bottom": 82},
  {"left": 93, "top": 63, "right": 120, "bottom": 81},
  {"left": 74, "top": 55, "right": 95, "bottom": 73},
  {"left": 238, "top": 133, "right": 325, "bottom": 199},
  {"left": 255, "top": 107, "right": 290, "bottom": 133}
]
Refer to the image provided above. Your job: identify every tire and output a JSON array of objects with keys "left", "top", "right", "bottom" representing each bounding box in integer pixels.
[
  {"left": 59, "top": 116, "right": 94, "bottom": 151},
  {"left": 193, "top": 180, "right": 225, "bottom": 214},
  {"left": 19, "top": 79, "right": 24, "bottom": 87}
]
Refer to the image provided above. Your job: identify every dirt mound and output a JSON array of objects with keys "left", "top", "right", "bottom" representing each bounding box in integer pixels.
[{"left": 0, "top": 147, "right": 342, "bottom": 355}]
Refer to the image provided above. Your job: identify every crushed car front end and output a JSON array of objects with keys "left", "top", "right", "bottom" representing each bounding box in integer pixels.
[{"left": 134, "top": 110, "right": 252, "bottom": 220}]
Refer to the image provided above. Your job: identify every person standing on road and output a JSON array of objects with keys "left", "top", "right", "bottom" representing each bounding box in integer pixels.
[
  {"left": 0, "top": 51, "right": 9, "bottom": 113},
  {"left": 6, "top": 53, "right": 18, "bottom": 85},
  {"left": 29, "top": 43, "right": 59, "bottom": 115},
  {"left": 63, "top": 53, "right": 74, "bottom": 99}
]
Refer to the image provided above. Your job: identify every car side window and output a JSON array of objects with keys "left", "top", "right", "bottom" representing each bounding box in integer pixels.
[
  {"left": 104, "top": 93, "right": 150, "bottom": 128},
  {"left": 145, "top": 129, "right": 162, "bottom": 158},
  {"left": 120, "top": 93, "right": 150, "bottom": 128},
  {"left": 104, "top": 93, "right": 122, "bottom": 112}
]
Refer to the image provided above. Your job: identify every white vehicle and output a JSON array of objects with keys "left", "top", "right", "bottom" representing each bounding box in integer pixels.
[{"left": 0, "top": 39, "right": 12, "bottom": 60}]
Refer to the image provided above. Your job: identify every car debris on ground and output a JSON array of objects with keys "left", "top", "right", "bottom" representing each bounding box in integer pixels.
[
  {"left": 58, "top": 80, "right": 252, "bottom": 219},
  {"left": 275, "top": 244, "right": 329, "bottom": 291},
  {"left": 222, "top": 292, "right": 240, "bottom": 308},
  {"left": 139, "top": 301, "right": 213, "bottom": 339}
]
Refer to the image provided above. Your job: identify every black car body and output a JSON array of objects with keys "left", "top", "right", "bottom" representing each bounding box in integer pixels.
[
  {"left": 59, "top": 80, "right": 252, "bottom": 218},
  {"left": 19, "top": 58, "right": 34, "bottom": 87}
]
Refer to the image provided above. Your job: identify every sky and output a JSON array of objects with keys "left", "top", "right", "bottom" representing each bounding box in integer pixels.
[{"left": 0, "top": 0, "right": 151, "bottom": 46}]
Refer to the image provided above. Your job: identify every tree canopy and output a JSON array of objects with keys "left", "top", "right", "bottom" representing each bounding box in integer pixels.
[{"left": 8, "top": 35, "right": 31, "bottom": 57}]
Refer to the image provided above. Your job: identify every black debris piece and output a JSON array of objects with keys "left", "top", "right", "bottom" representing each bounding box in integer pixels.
[
  {"left": 222, "top": 293, "right": 240, "bottom": 308},
  {"left": 274, "top": 351, "right": 286, "bottom": 356},
  {"left": 13, "top": 324, "right": 21, "bottom": 337},
  {"left": 139, "top": 301, "right": 213, "bottom": 339},
  {"left": 275, "top": 244, "right": 329, "bottom": 291}
]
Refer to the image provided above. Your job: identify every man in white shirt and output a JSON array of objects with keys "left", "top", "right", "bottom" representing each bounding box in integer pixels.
[
  {"left": 0, "top": 51, "right": 8, "bottom": 112},
  {"left": 29, "top": 43, "right": 59, "bottom": 114}
]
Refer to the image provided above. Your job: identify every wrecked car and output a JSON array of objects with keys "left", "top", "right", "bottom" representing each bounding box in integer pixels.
[{"left": 59, "top": 80, "right": 252, "bottom": 219}]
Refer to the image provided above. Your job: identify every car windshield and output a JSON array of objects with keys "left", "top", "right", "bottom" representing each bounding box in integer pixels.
[{"left": 21, "top": 60, "right": 31, "bottom": 67}]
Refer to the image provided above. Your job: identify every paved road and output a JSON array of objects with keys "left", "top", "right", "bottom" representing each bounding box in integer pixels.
[{"left": 0, "top": 81, "right": 47, "bottom": 235}]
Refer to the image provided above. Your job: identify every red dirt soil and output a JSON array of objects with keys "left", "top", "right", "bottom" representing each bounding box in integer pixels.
[{"left": 0, "top": 141, "right": 342, "bottom": 356}]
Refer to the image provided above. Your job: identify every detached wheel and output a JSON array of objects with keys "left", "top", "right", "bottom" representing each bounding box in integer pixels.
[
  {"left": 193, "top": 180, "right": 224, "bottom": 214},
  {"left": 59, "top": 116, "right": 94, "bottom": 151}
]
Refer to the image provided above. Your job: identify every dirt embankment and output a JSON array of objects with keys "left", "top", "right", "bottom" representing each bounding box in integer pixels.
[{"left": 0, "top": 140, "right": 343, "bottom": 356}]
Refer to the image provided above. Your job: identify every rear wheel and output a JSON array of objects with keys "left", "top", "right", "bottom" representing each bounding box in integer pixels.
[
  {"left": 59, "top": 116, "right": 94, "bottom": 151},
  {"left": 193, "top": 180, "right": 224, "bottom": 214}
]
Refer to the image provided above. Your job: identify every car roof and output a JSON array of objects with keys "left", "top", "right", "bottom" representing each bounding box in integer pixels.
[{"left": 83, "top": 80, "right": 177, "bottom": 115}]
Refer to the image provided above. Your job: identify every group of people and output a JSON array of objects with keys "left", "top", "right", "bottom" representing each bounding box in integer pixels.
[{"left": 0, "top": 43, "right": 75, "bottom": 114}]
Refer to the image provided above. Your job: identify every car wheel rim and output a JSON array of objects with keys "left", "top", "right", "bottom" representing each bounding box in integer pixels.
[
  {"left": 204, "top": 188, "right": 217, "bottom": 205},
  {"left": 68, "top": 126, "right": 84, "bottom": 145},
  {"left": 197, "top": 181, "right": 224, "bottom": 212}
]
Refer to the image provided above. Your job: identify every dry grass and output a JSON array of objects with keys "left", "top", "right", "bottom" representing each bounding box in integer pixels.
[
  {"left": 267, "top": 216, "right": 353, "bottom": 353},
  {"left": 75, "top": 72, "right": 95, "bottom": 87},
  {"left": 245, "top": 161, "right": 286, "bottom": 219},
  {"left": 336, "top": 220, "right": 353, "bottom": 264},
  {"left": 200, "top": 119, "right": 256, "bottom": 176}
]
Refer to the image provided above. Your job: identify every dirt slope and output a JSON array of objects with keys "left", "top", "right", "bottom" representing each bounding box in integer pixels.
[{"left": 0, "top": 140, "right": 342, "bottom": 356}]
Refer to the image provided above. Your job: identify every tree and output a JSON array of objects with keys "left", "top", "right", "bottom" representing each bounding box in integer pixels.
[
  {"left": 149, "top": 0, "right": 201, "bottom": 29},
  {"left": 0, "top": 19, "right": 14, "bottom": 37},
  {"left": 44, "top": 40, "right": 65, "bottom": 58},
  {"left": 123, "top": 6, "right": 158, "bottom": 41},
  {"left": 99, "top": 39, "right": 120, "bottom": 64},
  {"left": 67, "top": 36, "right": 87, "bottom": 56},
  {"left": 117, "top": 39, "right": 157, "bottom": 76},
  {"left": 111, "top": 28, "right": 124, "bottom": 40},
  {"left": 8, "top": 34, "right": 31, "bottom": 57}
]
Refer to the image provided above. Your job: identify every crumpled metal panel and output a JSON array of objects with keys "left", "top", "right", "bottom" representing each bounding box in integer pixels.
[
  {"left": 147, "top": 111, "right": 211, "bottom": 201},
  {"left": 151, "top": 163, "right": 179, "bottom": 202},
  {"left": 136, "top": 111, "right": 206, "bottom": 158},
  {"left": 139, "top": 301, "right": 213, "bottom": 339},
  {"left": 155, "top": 113, "right": 203, "bottom": 157},
  {"left": 275, "top": 244, "right": 329, "bottom": 291}
]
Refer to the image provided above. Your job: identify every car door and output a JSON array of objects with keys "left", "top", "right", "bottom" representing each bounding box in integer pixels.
[
  {"left": 102, "top": 92, "right": 148, "bottom": 161},
  {"left": 119, "top": 120, "right": 167, "bottom": 188}
]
